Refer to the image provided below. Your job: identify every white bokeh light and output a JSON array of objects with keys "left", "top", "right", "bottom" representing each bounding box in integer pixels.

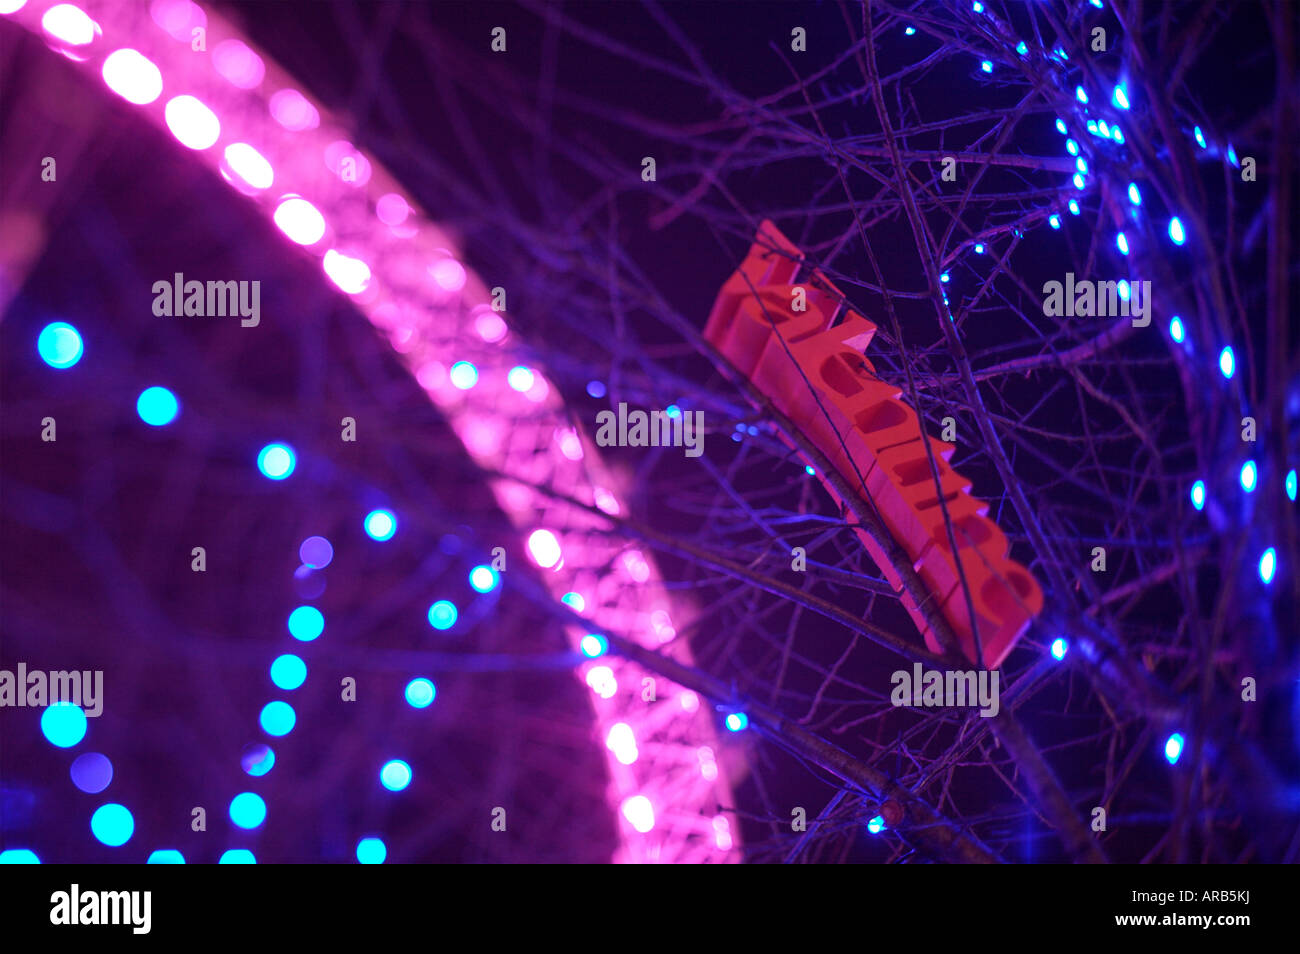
[
  {"left": 223, "top": 143, "right": 273, "bottom": 190},
  {"left": 273, "top": 197, "right": 326, "bottom": 245},
  {"left": 164, "top": 95, "right": 220, "bottom": 150},
  {"left": 101, "top": 49, "right": 162, "bottom": 105},
  {"left": 621, "top": 795, "right": 655, "bottom": 833},
  {"left": 42, "top": 4, "right": 97, "bottom": 45}
]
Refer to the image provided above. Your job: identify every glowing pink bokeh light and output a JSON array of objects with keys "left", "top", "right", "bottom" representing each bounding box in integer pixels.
[
  {"left": 556, "top": 429, "right": 584, "bottom": 461},
  {"left": 273, "top": 197, "right": 326, "bottom": 245},
  {"left": 150, "top": 0, "right": 205, "bottom": 42},
  {"left": 7, "top": 0, "right": 742, "bottom": 863},
  {"left": 474, "top": 310, "right": 507, "bottom": 344},
  {"left": 164, "top": 95, "right": 220, "bottom": 150},
  {"left": 585, "top": 665, "right": 617, "bottom": 699},
  {"left": 223, "top": 143, "right": 273, "bottom": 190},
  {"left": 606, "top": 723, "right": 639, "bottom": 765},
  {"left": 102, "top": 49, "right": 163, "bottom": 104},
  {"left": 324, "top": 141, "right": 372, "bottom": 187},
  {"left": 269, "top": 89, "right": 320, "bottom": 131},
  {"left": 527, "top": 529, "right": 562, "bottom": 569},
  {"left": 323, "top": 249, "right": 372, "bottom": 294},
  {"left": 41, "top": 4, "right": 96, "bottom": 45},
  {"left": 375, "top": 193, "right": 409, "bottom": 226},
  {"left": 212, "top": 40, "right": 265, "bottom": 89},
  {"left": 621, "top": 795, "right": 655, "bottom": 833},
  {"left": 430, "top": 258, "right": 467, "bottom": 292}
]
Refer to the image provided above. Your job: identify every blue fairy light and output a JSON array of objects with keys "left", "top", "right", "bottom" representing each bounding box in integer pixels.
[
  {"left": 1112, "top": 84, "right": 1130, "bottom": 110},
  {"left": 364, "top": 509, "right": 397, "bottom": 541},
  {"left": 41, "top": 702, "right": 87, "bottom": 748},
  {"left": 259, "top": 701, "right": 296, "bottom": 736},
  {"left": 356, "top": 837, "right": 387, "bottom": 864},
  {"left": 1164, "top": 733, "right": 1184, "bottom": 765},
  {"left": 867, "top": 815, "right": 886, "bottom": 834},
  {"left": 405, "top": 678, "right": 436, "bottom": 708},
  {"left": 37, "top": 322, "right": 84, "bottom": 369},
  {"left": 1050, "top": 638, "right": 1069, "bottom": 660},
  {"left": 1286, "top": 469, "right": 1296, "bottom": 502},
  {"left": 257, "top": 443, "right": 296, "bottom": 480},
  {"left": 1240, "top": 460, "right": 1256, "bottom": 493},
  {"left": 1169, "top": 217, "right": 1186, "bottom": 245},
  {"left": 1127, "top": 182, "right": 1141, "bottom": 206},
  {"left": 1076, "top": 86, "right": 1088, "bottom": 104},
  {"left": 136, "top": 387, "right": 180, "bottom": 426},
  {"left": 1055, "top": 118, "right": 1067, "bottom": 135},
  {"left": 1190, "top": 480, "right": 1206, "bottom": 511},
  {"left": 1259, "top": 548, "right": 1277, "bottom": 585},
  {"left": 427, "top": 600, "right": 458, "bottom": 630},
  {"left": 270, "top": 654, "right": 307, "bottom": 691},
  {"left": 380, "top": 759, "right": 412, "bottom": 792},
  {"left": 1169, "top": 316, "right": 1185, "bottom": 343},
  {"left": 1116, "top": 233, "right": 1129, "bottom": 255},
  {"left": 469, "top": 565, "right": 499, "bottom": 592},
  {"left": 1193, "top": 126, "right": 1207, "bottom": 149},
  {"left": 90, "top": 804, "right": 134, "bottom": 846},
  {"left": 1049, "top": 214, "right": 1061, "bottom": 230},
  {"left": 287, "top": 605, "right": 324, "bottom": 641},
  {"left": 229, "top": 792, "right": 267, "bottom": 830},
  {"left": 1218, "top": 346, "right": 1235, "bottom": 379},
  {"left": 1068, "top": 199, "right": 1081, "bottom": 215},
  {"left": 1066, "top": 139, "right": 1079, "bottom": 156}
]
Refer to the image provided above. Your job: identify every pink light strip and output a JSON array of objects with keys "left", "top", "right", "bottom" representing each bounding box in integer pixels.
[{"left": 7, "top": 0, "right": 740, "bottom": 863}]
